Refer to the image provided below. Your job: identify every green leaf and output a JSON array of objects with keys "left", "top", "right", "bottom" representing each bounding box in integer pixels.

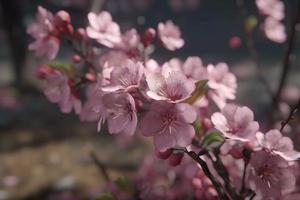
[
  {"left": 245, "top": 15, "right": 257, "bottom": 33},
  {"left": 48, "top": 61, "right": 73, "bottom": 72},
  {"left": 113, "top": 176, "right": 133, "bottom": 193},
  {"left": 193, "top": 119, "right": 203, "bottom": 138},
  {"left": 184, "top": 80, "right": 208, "bottom": 104},
  {"left": 95, "top": 192, "right": 117, "bottom": 200},
  {"left": 202, "top": 132, "right": 224, "bottom": 148}
]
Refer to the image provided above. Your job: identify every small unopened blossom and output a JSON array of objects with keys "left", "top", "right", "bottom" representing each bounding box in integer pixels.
[
  {"left": 102, "top": 93, "right": 137, "bottom": 136},
  {"left": 192, "top": 170, "right": 218, "bottom": 200},
  {"left": 248, "top": 150, "right": 296, "bottom": 200},
  {"left": 263, "top": 17, "right": 286, "bottom": 43},
  {"left": 256, "top": 129, "right": 300, "bottom": 161},
  {"left": 211, "top": 104, "right": 259, "bottom": 142},
  {"left": 86, "top": 11, "right": 121, "bottom": 47},
  {"left": 158, "top": 20, "right": 184, "bottom": 51},
  {"left": 102, "top": 60, "right": 144, "bottom": 92},
  {"left": 140, "top": 101, "right": 196, "bottom": 151},
  {"left": 27, "top": 6, "right": 60, "bottom": 60},
  {"left": 146, "top": 71, "right": 195, "bottom": 103},
  {"left": 206, "top": 63, "right": 237, "bottom": 108}
]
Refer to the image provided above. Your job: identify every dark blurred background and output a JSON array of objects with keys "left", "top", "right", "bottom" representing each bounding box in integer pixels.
[{"left": 0, "top": 0, "right": 299, "bottom": 199}]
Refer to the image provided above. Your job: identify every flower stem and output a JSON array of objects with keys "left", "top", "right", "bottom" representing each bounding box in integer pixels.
[{"left": 185, "top": 150, "right": 230, "bottom": 200}]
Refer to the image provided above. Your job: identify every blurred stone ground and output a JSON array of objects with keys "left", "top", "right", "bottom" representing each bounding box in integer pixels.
[{"left": 0, "top": 0, "right": 300, "bottom": 199}]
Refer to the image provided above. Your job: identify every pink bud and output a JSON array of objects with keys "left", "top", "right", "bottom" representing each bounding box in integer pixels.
[
  {"left": 168, "top": 152, "right": 184, "bottom": 166},
  {"left": 85, "top": 72, "right": 96, "bottom": 82},
  {"left": 72, "top": 55, "right": 81, "bottom": 63},
  {"left": 56, "top": 10, "right": 71, "bottom": 23},
  {"left": 35, "top": 64, "right": 53, "bottom": 79},
  {"left": 156, "top": 149, "right": 173, "bottom": 160},
  {"left": 202, "top": 118, "right": 212, "bottom": 131},
  {"left": 142, "top": 28, "right": 156, "bottom": 47},
  {"left": 54, "top": 10, "right": 73, "bottom": 34},
  {"left": 229, "top": 36, "right": 241, "bottom": 49},
  {"left": 75, "top": 28, "right": 86, "bottom": 40}
]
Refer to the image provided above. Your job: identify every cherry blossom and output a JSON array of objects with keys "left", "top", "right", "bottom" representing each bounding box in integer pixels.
[
  {"left": 206, "top": 63, "right": 237, "bottom": 108},
  {"left": 101, "top": 60, "right": 144, "bottom": 92},
  {"left": 146, "top": 71, "right": 195, "bottom": 103},
  {"left": 116, "top": 28, "right": 140, "bottom": 52},
  {"left": 140, "top": 101, "right": 196, "bottom": 151},
  {"left": 79, "top": 84, "right": 104, "bottom": 122},
  {"left": 86, "top": 11, "right": 121, "bottom": 48},
  {"left": 256, "top": 0, "right": 284, "bottom": 20},
  {"left": 256, "top": 129, "right": 300, "bottom": 161},
  {"left": 263, "top": 17, "right": 286, "bottom": 43},
  {"left": 248, "top": 150, "right": 296, "bottom": 200},
  {"left": 27, "top": 6, "right": 60, "bottom": 60},
  {"left": 102, "top": 93, "right": 137, "bottom": 136},
  {"left": 158, "top": 20, "right": 184, "bottom": 51},
  {"left": 43, "top": 70, "right": 81, "bottom": 114},
  {"left": 211, "top": 104, "right": 259, "bottom": 142}
]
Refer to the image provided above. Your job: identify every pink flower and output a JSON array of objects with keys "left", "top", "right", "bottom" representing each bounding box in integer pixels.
[
  {"left": 140, "top": 101, "right": 196, "bottom": 151},
  {"left": 206, "top": 63, "right": 237, "bottom": 108},
  {"left": 101, "top": 60, "right": 144, "bottom": 92},
  {"left": 116, "top": 28, "right": 140, "bottom": 51},
  {"left": 102, "top": 93, "right": 137, "bottom": 136},
  {"left": 211, "top": 104, "right": 259, "bottom": 142},
  {"left": 79, "top": 84, "right": 104, "bottom": 122},
  {"left": 28, "top": 36, "right": 60, "bottom": 60},
  {"left": 256, "top": 0, "right": 284, "bottom": 20},
  {"left": 182, "top": 56, "right": 207, "bottom": 81},
  {"left": 86, "top": 11, "right": 121, "bottom": 48},
  {"left": 158, "top": 20, "right": 184, "bottom": 51},
  {"left": 27, "top": 6, "right": 60, "bottom": 60},
  {"left": 263, "top": 17, "right": 286, "bottom": 43},
  {"left": 256, "top": 129, "right": 300, "bottom": 161},
  {"left": 248, "top": 150, "right": 296, "bottom": 199},
  {"left": 44, "top": 70, "right": 81, "bottom": 114},
  {"left": 146, "top": 71, "right": 195, "bottom": 103}
]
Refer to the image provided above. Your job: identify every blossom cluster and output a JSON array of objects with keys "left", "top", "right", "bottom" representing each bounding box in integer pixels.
[{"left": 28, "top": 5, "right": 299, "bottom": 200}]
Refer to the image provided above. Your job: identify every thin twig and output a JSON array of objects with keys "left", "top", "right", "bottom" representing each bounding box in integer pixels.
[
  {"left": 210, "top": 151, "right": 242, "bottom": 200},
  {"left": 236, "top": 0, "right": 273, "bottom": 97},
  {"left": 240, "top": 159, "right": 249, "bottom": 194},
  {"left": 185, "top": 150, "right": 230, "bottom": 200},
  {"left": 280, "top": 99, "right": 300, "bottom": 132},
  {"left": 272, "top": 2, "right": 300, "bottom": 117},
  {"left": 90, "top": 151, "right": 110, "bottom": 182}
]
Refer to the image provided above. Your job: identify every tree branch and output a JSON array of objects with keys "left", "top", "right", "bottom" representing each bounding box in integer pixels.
[
  {"left": 185, "top": 150, "right": 230, "bottom": 200},
  {"left": 90, "top": 151, "right": 110, "bottom": 182},
  {"left": 280, "top": 99, "right": 300, "bottom": 132}
]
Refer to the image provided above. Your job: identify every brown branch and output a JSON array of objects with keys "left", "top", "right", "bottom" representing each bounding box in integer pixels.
[
  {"left": 280, "top": 99, "right": 300, "bottom": 132},
  {"left": 272, "top": 2, "right": 300, "bottom": 117},
  {"left": 185, "top": 150, "right": 230, "bottom": 200},
  {"left": 210, "top": 150, "right": 243, "bottom": 200},
  {"left": 90, "top": 151, "right": 110, "bottom": 182}
]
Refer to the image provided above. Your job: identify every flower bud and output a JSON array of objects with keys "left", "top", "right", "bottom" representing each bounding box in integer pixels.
[
  {"left": 142, "top": 28, "right": 156, "bottom": 47},
  {"left": 75, "top": 28, "right": 86, "bottom": 40},
  {"left": 72, "top": 55, "right": 81, "bottom": 63},
  {"left": 156, "top": 149, "right": 173, "bottom": 160},
  {"left": 168, "top": 152, "right": 183, "bottom": 166},
  {"left": 35, "top": 64, "right": 53, "bottom": 79}
]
